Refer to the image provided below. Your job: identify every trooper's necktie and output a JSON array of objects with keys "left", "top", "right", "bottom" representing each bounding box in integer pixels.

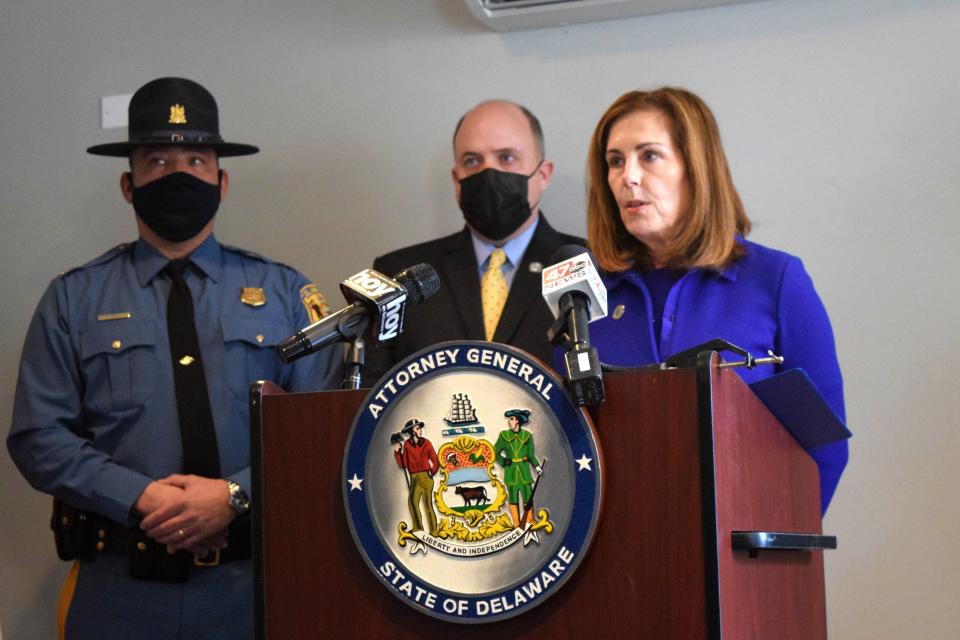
[
  {"left": 164, "top": 260, "right": 220, "bottom": 478},
  {"left": 481, "top": 248, "right": 509, "bottom": 342}
]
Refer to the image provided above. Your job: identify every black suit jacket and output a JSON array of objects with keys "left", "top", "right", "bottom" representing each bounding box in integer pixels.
[{"left": 363, "top": 215, "right": 584, "bottom": 382}]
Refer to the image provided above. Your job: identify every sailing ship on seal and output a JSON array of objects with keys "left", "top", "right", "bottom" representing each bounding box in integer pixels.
[{"left": 442, "top": 393, "right": 485, "bottom": 436}]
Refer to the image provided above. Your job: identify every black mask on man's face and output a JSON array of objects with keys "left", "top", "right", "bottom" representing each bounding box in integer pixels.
[
  {"left": 458, "top": 165, "right": 541, "bottom": 241},
  {"left": 130, "top": 171, "right": 221, "bottom": 243}
]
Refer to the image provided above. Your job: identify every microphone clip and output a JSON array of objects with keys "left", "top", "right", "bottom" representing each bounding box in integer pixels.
[{"left": 546, "top": 294, "right": 575, "bottom": 346}]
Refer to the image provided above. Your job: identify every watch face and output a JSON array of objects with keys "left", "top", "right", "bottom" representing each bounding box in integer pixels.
[{"left": 229, "top": 482, "right": 250, "bottom": 513}]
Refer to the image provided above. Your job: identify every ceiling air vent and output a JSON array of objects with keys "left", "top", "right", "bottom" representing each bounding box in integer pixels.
[{"left": 465, "top": 0, "right": 761, "bottom": 32}]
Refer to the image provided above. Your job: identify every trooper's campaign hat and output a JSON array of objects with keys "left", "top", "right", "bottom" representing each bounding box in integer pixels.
[{"left": 87, "top": 77, "right": 259, "bottom": 157}]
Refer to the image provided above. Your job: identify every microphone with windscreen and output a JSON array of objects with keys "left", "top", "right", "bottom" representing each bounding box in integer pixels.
[
  {"left": 541, "top": 246, "right": 607, "bottom": 406},
  {"left": 276, "top": 263, "right": 440, "bottom": 364}
]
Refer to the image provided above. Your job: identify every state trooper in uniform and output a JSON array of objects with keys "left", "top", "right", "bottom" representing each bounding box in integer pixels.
[{"left": 7, "top": 77, "right": 342, "bottom": 639}]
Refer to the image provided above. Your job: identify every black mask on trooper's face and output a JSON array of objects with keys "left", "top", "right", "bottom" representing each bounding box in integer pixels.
[
  {"left": 458, "top": 164, "right": 541, "bottom": 241},
  {"left": 130, "top": 171, "right": 221, "bottom": 242}
]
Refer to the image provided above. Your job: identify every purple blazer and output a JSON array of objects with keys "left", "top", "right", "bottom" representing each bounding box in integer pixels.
[{"left": 588, "top": 239, "right": 847, "bottom": 514}]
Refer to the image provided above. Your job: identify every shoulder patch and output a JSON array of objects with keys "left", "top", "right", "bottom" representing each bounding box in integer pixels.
[{"left": 299, "top": 283, "right": 329, "bottom": 323}]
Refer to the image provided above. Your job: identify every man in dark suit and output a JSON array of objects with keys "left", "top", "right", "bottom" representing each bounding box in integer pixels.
[{"left": 364, "top": 100, "right": 584, "bottom": 382}]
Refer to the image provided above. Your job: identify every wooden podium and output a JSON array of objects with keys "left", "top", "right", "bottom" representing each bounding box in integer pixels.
[{"left": 251, "top": 353, "right": 830, "bottom": 639}]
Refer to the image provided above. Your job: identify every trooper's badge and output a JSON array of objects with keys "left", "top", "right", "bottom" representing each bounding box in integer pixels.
[
  {"left": 240, "top": 287, "right": 266, "bottom": 307},
  {"left": 344, "top": 341, "right": 602, "bottom": 623}
]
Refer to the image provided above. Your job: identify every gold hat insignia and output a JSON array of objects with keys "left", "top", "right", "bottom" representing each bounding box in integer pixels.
[
  {"left": 168, "top": 104, "right": 187, "bottom": 125},
  {"left": 241, "top": 287, "right": 267, "bottom": 307}
]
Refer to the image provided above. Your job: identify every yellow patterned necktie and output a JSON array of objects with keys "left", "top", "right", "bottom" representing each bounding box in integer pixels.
[{"left": 481, "top": 248, "right": 508, "bottom": 341}]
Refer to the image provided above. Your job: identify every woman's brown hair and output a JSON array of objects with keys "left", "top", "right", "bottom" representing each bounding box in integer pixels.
[{"left": 587, "top": 87, "right": 751, "bottom": 272}]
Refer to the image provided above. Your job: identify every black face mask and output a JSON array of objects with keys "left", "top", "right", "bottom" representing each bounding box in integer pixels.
[
  {"left": 458, "top": 166, "right": 540, "bottom": 241},
  {"left": 130, "top": 171, "right": 221, "bottom": 243}
]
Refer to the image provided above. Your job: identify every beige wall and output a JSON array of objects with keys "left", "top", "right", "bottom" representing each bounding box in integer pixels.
[{"left": 2, "top": 1, "right": 959, "bottom": 637}]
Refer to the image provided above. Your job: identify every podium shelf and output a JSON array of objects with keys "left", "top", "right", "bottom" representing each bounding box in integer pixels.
[{"left": 732, "top": 531, "right": 837, "bottom": 558}]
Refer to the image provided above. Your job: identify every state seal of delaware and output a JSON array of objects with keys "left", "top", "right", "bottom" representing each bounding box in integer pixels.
[{"left": 343, "top": 341, "right": 603, "bottom": 623}]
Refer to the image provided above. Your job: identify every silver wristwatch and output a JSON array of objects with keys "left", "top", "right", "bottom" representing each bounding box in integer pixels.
[{"left": 226, "top": 480, "right": 251, "bottom": 515}]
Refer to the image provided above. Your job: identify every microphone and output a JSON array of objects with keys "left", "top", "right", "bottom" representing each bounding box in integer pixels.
[
  {"left": 541, "top": 246, "right": 608, "bottom": 406},
  {"left": 276, "top": 263, "right": 439, "bottom": 364}
]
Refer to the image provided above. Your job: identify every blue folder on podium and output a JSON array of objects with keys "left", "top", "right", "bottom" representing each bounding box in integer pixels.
[{"left": 749, "top": 368, "right": 851, "bottom": 452}]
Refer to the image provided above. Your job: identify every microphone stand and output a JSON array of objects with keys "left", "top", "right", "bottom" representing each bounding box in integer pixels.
[
  {"left": 548, "top": 293, "right": 605, "bottom": 407},
  {"left": 341, "top": 337, "right": 365, "bottom": 390}
]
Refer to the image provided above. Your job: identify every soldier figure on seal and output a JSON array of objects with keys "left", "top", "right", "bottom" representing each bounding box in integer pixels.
[{"left": 494, "top": 409, "right": 543, "bottom": 528}]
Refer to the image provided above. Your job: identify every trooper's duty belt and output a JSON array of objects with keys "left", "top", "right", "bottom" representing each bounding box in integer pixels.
[{"left": 52, "top": 499, "right": 250, "bottom": 583}]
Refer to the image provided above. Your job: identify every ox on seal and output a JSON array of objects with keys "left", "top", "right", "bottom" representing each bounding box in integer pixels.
[{"left": 455, "top": 486, "right": 489, "bottom": 507}]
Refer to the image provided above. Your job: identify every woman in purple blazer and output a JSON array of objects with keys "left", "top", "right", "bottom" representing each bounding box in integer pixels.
[{"left": 584, "top": 87, "right": 847, "bottom": 513}]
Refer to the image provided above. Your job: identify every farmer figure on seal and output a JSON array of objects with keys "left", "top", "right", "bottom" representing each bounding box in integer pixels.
[{"left": 393, "top": 418, "right": 439, "bottom": 534}]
